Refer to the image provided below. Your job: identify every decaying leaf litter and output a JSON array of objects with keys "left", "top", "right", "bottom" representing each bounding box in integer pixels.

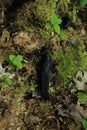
[{"left": 0, "top": 0, "right": 87, "bottom": 130}]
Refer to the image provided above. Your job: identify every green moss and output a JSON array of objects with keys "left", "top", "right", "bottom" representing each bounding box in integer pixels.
[
  {"left": 34, "top": 0, "right": 58, "bottom": 22},
  {"left": 78, "top": 44, "right": 87, "bottom": 71},
  {"left": 58, "top": 0, "right": 70, "bottom": 12},
  {"left": 51, "top": 43, "right": 87, "bottom": 87},
  {"left": 52, "top": 45, "right": 78, "bottom": 87},
  {"left": 7, "top": 1, "right": 34, "bottom": 31},
  {"left": 15, "top": 3, "right": 33, "bottom": 31}
]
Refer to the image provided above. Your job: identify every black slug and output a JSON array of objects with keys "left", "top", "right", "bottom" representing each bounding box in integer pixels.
[
  {"left": 40, "top": 52, "right": 51, "bottom": 99},
  {"left": 37, "top": 51, "right": 51, "bottom": 100},
  {"left": 61, "top": 16, "right": 71, "bottom": 29}
]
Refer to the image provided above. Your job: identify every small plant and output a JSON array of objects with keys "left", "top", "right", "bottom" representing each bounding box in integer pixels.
[
  {"left": 80, "top": 0, "right": 87, "bottom": 7},
  {"left": 82, "top": 119, "right": 87, "bottom": 130},
  {"left": 45, "top": 14, "right": 62, "bottom": 35},
  {"left": 0, "top": 75, "right": 12, "bottom": 87},
  {"left": 9, "top": 54, "right": 23, "bottom": 70},
  {"left": 77, "top": 92, "right": 87, "bottom": 104}
]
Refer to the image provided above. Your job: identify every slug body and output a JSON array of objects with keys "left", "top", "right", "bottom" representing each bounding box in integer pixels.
[
  {"left": 61, "top": 16, "right": 71, "bottom": 29},
  {"left": 41, "top": 53, "right": 51, "bottom": 99},
  {"left": 37, "top": 52, "right": 51, "bottom": 100}
]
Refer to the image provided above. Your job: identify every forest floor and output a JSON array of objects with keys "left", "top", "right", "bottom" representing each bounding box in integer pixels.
[{"left": 0, "top": 0, "right": 87, "bottom": 130}]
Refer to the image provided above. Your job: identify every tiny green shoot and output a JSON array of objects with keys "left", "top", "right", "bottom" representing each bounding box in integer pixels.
[
  {"left": 45, "top": 14, "right": 62, "bottom": 35},
  {"left": 9, "top": 54, "right": 23, "bottom": 70}
]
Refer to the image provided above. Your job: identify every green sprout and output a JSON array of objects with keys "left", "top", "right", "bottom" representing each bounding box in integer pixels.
[
  {"left": 9, "top": 54, "right": 23, "bottom": 70},
  {"left": 45, "top": 14, "right": 62, "bottom": 35}
]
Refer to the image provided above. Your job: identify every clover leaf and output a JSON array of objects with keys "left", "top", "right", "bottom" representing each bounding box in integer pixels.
[
  {"left": 9, "top": 55, "right": 23, "bottom": 70},
  {"left": 9, "top": 55, "right": 16, "bottom": 62}
]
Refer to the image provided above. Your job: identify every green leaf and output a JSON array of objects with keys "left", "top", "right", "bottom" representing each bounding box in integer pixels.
[
  {"left": 11, "top": 55, "right": 23, "bottom": 69},
  {"left": 16, "top": 62, "right": 23, "bottom": 69},
  {"left": 45, "top": 22, "right": 51, "bottom": 30},
  {"left": 80, "top": 0, "right": 87, "bottom": 6},
  {"left": 51, "top": 15, "right": 62, "bottom": 25},
  {"left": 13, "top": 55, "right": 23, "bottom": 64},
  {"left": 77, "top": 92, "right": 87, "bottom": 104},
  {"left": 82, "top": 119, "right": 87, "bottom": 130},
  {"left": 9, "top": 54, "right": 23, "bottom": 70},
  {"left": 57, "top": 18, "right": 62, "bottom": 24},
  {"left": 16, "top": 55, "right": 23, "bottom": 62},
  {"left": 54, "top": 24, "right": 61, "bottom": 35},
  {"left": 9, "top": 55, "right": 16, "bottom": 62}
]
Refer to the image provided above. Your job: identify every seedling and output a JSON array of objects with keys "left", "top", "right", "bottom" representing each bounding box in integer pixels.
[
  {"left": 0, "top": 75, "right": 12, "bottom": 87},
  {"left": 9, "top": 54, "right": 23, "bottom": 70},
  {"left": 45, "top": 14, "right": 62, "bottom": 35}
]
